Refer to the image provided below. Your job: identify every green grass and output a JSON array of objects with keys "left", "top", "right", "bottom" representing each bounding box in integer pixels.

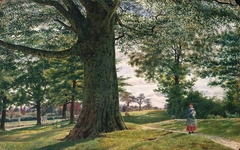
[
  {"left": 0, "top": 110, "right": 238, "bottom": 150},
  {"left": 122, "top": 110, "right": 170, "bottom": 124},
  {"left": 5, "top": 119, "right": 63, "bottom": 129},
  {"left": 142, "top": 118, "right": 240, "bottom": 142}
]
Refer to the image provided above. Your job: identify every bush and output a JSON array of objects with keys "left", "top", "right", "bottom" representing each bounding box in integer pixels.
[
  {"left": 47, "top": 116, "right": 62, "bottom": 120},
  {"left": 225, "top": 110, "right": 239, "bottom": 118},
  {"left": 20, "top": 116, "right": 37, "bottom": 121},
  {"left": 177, "top": 90, "right": 224, "bottom": 119},
  {"left": 207, "top": 114, "right": 223, "bottom": 119}
]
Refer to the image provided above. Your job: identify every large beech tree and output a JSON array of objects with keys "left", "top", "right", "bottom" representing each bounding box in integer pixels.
[{"left": 0, "top": 0, "right": 127, "bottom": 140}]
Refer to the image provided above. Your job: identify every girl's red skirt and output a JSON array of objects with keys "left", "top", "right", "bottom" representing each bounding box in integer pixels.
[{"left": 186, "top": 125, "right": 196, "bottom": 131}]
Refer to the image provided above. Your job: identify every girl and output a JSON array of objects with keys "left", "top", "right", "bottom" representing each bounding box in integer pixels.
[{"left": 186, "top": 103, "right": 197, "bottom": 134}]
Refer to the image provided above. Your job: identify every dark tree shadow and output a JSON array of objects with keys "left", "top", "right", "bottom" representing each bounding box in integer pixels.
[{"left": 34, "top": 139, "right": 93, "bottom": 150}]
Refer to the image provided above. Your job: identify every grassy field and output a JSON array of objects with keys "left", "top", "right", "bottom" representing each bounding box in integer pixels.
[{"left": 0, "top": 110, "right": 239, "bottom": 150}]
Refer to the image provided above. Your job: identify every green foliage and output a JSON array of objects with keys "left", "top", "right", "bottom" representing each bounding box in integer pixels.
[
  {"left": 116, "top": 0, "right": 240, "bottom": 122},
  {"left": 225, "top": 110, "right": 239, "bottom": 118},
  {"left": 195, "top": 27, "right": 240, "bottom": 116},
  {"left": 221, "top": 89, "right": 240, "bottom": 115},
  {"left": 13, "top": 57, "right": 50, "bottom": 104},
  {"left": 197, "top": 29, "right": 239, "bottom": 90},
  {"left": 117, "top": 75, "right": 131, "bottom": 93},
  {"left": 44, "top": 57, "right": 84, "bottom": 107},
  {"left": 0, "top": 0, "right": 76, "bottom": 50},
  {"left": 123, "top": 1, "right": 238, "bottom": 119},
  {"left": 177, "top": 90, "right": 224, "bottom": 119},
  {"left": 207, "top": 114, "right": 223, "bottom": 119}
]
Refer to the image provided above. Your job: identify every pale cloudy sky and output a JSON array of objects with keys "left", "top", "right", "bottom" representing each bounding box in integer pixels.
[{"left": 116, "top": 50, "right": 225, "bottom": 108}]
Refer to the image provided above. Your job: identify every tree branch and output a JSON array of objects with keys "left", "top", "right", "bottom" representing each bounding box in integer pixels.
[
  {"left": 97, "top": 0, "right": 111, "bottom": 12},
  {"left": 213, "top": 0, "right": 235, "bottom": 5},
  {"left": 115, "top": 33, "right": 125, "bottom": 40},
  {"left": 197, "top": 0, "right": 237, "bottom": 6},
  {"left": 62, "top": 0, "right": 86, "bottom": 21},
  {"left": 31, "top": 0, "right": 78, "bottom": 31},
  {"left": 106, "top": 0, "right": 119, "bottom": 26},
  {"left": 0, "top": 40, "right": 74, "bottom": 58},
  {"left": 98, "top": 0, "right": 120, "bottom": 27},
  {"left": 54, "top": 19, "right": 76, "bottom": 33}
]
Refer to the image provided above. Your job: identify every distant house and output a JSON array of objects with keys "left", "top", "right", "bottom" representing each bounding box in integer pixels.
[
  {"left": 20, "top": 106, "right": 26, "bottom": 115},
  {"left": 67, "top": 102, "right": 82, "bottom": 116}
]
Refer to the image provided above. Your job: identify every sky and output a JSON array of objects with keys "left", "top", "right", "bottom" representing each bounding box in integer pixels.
[{"left": 116, "top": 50, "right": 225, "bottom": 108}]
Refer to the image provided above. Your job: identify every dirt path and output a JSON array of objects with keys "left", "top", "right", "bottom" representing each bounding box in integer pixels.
[{"left": 142, "top": 126, "right": 239, "bottom": 150}]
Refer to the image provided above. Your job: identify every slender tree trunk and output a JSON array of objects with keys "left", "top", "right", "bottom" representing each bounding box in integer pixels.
[
  {"left": 62, "top": 102, "right": 67, "bottom": 119},
  {"left": 70, "top": 80, "right": 77, "bottom": 124},
  {"left": 36, "top": 100, "right": 41, "bottom": 125},
  {"left": 0, "top": 96, "right": 7, "bottom": 130},
  {"left": 64, "top": 16, "right": 127, "bottom": 140},
  {"left": 126, "top": 102, "right": 130, "bottom": 112}
]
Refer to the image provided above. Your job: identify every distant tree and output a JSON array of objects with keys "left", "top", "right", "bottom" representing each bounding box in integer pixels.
[
  {"left": 118, "top": 75, "right": 131, "bottom": 93},
  {"left": 132, "top": 93, "right": 146, "bottom": 111},
  {"left": 144, "top": 98, "right": 152, "bottom": 110},
  {"left": 0, "top": 48, "right": 22, "bottom": 130},
  {"left": 222, "top": 89, "right": 240, "bottom": 115},
  {"left": 44, "top": 56, "right": 83, "bottom": 123},
  {"left": 0, "top": 94, "right": 8, "bottom": 130},
  {"left": 14, "top": 57, "right": 50, "bottom": 125},
  {"left": 119, "top": 92, "right": 134, "bottom": 112}
]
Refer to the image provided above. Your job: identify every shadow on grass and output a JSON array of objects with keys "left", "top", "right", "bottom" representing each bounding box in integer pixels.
[
  {"left": 34, "top": 139, "right": 93, "bottom": 150},
  {"left": 123, "top": 110, "right": 170, "bottom": 124},
  {"left": 0, "top": 120, "right": 71, "bottom": 134},
  {"left": 0, "top": 120, "right": 74, "bottom": 142}
]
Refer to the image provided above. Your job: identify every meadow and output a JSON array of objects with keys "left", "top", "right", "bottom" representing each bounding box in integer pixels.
[{"left": 0, "top": 110, "right": 239, "bottom": 150}]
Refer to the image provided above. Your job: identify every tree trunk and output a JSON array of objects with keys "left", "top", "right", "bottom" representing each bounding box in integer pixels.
[
  {"left": 36, "top": 100, "right": 41, "bottom": 125},
  {"left": 70, "top": 80, "right": 77, "bottom": 124},
  {"left": 0, "top": 96, "right": 7, "bottom": 130},
  {"left": 64, "top": 16, "right": 127, "bottom": 140},
  {"left": 62, "top": 102, "right": 67, "bottom": 119}
]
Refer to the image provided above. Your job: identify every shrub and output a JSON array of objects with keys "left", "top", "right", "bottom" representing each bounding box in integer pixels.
[
  {"left": 207, "top": 114, "right": 223, "bottom": 119},
  {"left": 225, "top": 110, "right": 239, "bottom": 118},
  {"left": 20, "top": 116, "right": 37, "bottom": 121}
]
